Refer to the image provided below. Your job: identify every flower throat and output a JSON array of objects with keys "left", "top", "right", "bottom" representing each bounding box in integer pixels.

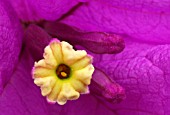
[{"left": 56, "top": 64, "right": 71, "bottom": 79}]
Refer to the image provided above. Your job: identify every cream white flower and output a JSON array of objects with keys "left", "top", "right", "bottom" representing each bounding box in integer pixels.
[{"left": 32, "top": 39, "right": 94, "bottom": 105}]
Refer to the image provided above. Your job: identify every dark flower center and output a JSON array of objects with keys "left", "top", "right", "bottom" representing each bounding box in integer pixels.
[{"left": 56, "top": 64, "right": 71, "bottom": 79}]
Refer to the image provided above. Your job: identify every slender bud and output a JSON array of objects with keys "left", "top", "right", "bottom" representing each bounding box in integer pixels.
[
  {"left": 90, "top": 68, "right": 126, "bottom": 103},
  {"left": 44, "top": 22, "right": 125, "bottom": 54}
]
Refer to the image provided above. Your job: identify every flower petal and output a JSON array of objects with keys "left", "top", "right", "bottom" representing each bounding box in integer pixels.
[
  {"left": 57, "top": 83, "right": 80, "bottom": 105},
  {"left": 61, "top": 41, "right": 87, "bottom": 65},
  {"left": 34, "top": 77, "right": 56, "bottom": 96},
  {"left": 47, "top": 80, "right": 62, "bottom": 102},
  {"left": 50, "top": 39, "right": 64, "bottom": 64},
  {"left": 43, "top": 46, "right": 58, "bottom": 68},
  {"left": 73, "top": 64, "right": 94, "bottom": 85},
  {"left": 70, "top": 55, "right": 92, "bottom": 70},
  {"left": 33, "top": 67, "right": 55, "bottom": 78},
  {"left": 70, "top": 79, "right": 88, "bottom": 93}
]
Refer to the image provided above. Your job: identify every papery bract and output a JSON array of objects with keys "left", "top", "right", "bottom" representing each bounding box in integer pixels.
[
  {"left": 0, "top": 0, "right": 22, "bottom": 94},
  {"left": 9, "top": 0, "right": 82, "bottom": 21}
]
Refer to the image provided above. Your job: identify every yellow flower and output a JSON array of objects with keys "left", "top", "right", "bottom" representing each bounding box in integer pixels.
[{"left": 32, "top": 39, "right": 94, "bottom": 105}]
